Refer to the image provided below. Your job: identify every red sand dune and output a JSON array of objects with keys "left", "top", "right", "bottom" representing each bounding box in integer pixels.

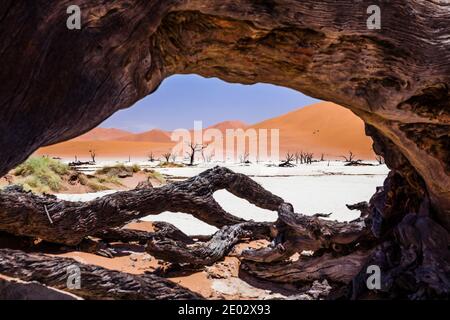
[
  {"left": 116, "top": 129, "right": 172, "bottom": 143},
  {"left": 251, "top": 102, "right": 375, "bottom": 159},
  {"left": 37, "top": 140, "right": 174, "bottom": 161},
  {"left": 37, "top": 102, "right": 375, "bottom": 160},
  {"left": 209, "top": 120, "right": 248, "bottom": 133},
  {"left": 73, "top": 128, "right": 131, "bottom": 141}
]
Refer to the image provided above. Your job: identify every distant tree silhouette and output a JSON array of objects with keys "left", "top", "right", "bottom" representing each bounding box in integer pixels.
[
  {"left": 341, "top": 151, "right": 355, "bottom": 162},
  {"left": 279, "top": 152, "right": 295, "bottom": 167},
  {"left": 162, "top": 152, "right": 172, "bottom": 163},
  {"left": 88, "top": 149, "right": 96, "bottom": 163},
  {"left": 186, "top": 143, "right": 207, "bottom": 166}
]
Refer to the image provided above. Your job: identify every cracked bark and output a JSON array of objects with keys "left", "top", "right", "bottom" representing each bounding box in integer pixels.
[
  {"left": 147, "top": 221, "right": 272, "bottom": 267},
  {"left": 0, "top": 249, "right": 201, "bottom": 300},
  {"left": 0, "top": 167, "right": 282, "bottom": 246}
]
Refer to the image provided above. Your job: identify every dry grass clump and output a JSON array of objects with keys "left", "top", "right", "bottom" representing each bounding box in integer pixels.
[{"left": 13, "top": 157, "right": 70, "bottom": 193}]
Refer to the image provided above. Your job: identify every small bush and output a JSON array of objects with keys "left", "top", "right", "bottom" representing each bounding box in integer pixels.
[
  {"left": 157, "top": 162, "right": 185, "bottom": 168},
  {"left": 96, "top": 164, "right": 138, "bottom": 177}
]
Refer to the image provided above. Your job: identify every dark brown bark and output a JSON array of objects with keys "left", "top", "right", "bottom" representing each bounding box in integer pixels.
[
  {"left": 242, "top": 251, "right": 373, "bottom": 285},
  {"left": 96, "top": 222, "right": 198, "bottom": 244},
  {"left": 94, "top": 228, "right": 157, "bottom": 244},
  {"left": 351, "top": 208, "right": 450, "bottom": 299},
  {"left": 0, "top": 167, "right": 281, "bottom": 246},
  {"left": 0, "top": 249, "right": 202, "bottom": 300},
  {"left": 0, "top": 276, "right": 81, "bottom": 300},
  {"left": 242, "top": 203, "right": 371, "bottom": 263},
  {"left": 147, "top": 221, "right": 271, "bottom": 266}
]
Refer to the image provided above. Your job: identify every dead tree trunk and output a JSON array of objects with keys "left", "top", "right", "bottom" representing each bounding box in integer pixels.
[
  {"left": 0, "top": 249, "right": 201, "bottom": 300},
  {"left": 96, "top": 222, "right": 196, "bottom": 244},
  {"left": 242, "top": 251, "right": 373, "bottom": 285},
  {"left": 241, "top": 175, "right": 450, "bottom": 299},
  {"left": 0, "top": 276, "right": 81, "bottom": 300},
  {"left": 0, "top": 167, "right": 282, "bottom": 246}
]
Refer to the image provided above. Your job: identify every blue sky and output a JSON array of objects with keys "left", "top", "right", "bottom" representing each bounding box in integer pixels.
[{"left": 101, "top": 74, "right": 321, "bottom": 132}]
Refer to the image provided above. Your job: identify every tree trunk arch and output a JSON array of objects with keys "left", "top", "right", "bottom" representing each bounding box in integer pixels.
[{"left": 0, "top": 1, "right": 449, "bottom": 299}]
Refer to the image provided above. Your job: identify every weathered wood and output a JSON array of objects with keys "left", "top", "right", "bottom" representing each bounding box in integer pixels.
[
  {"left": 242, "top": 251, "right": 372, "bottom": 284},
  {"left": 94, "top": 228, "right": 156, "bottom": 244},
  {"left": 96, "top": 221, "right": 197, "bottom": 244},
  {"left": 0, "top": 167, "right": 282, "bottom": 246},
  {"left": 152, "top": 221, "right": 198, "bottom": 244},
  {"left": 346, "top": 202, "right": 370, "bottom": 218},
  {"left": 0, "top": 276, "right": 81, "bottom": 300},
  {"left": 147, "top": 222, "right": 272, "bottom": 266},
  {"left": 0, "top": 249, "right": 201, "bottom": 300},
  {"left": 351, "top": 208, "right": 450, "bottom": 299},
  {"left": 242, "top": 203, "right": 370, "bottom": 263}
]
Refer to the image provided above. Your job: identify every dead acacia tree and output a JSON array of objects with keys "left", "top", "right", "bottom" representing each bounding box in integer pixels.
[
  {"left": 186, "top": 143, "right": 207, "bottom": 166},
  {"left": 161, "top": 152, "right": 172, "bottom": 163},
  {"left": 305, "top": 152, "right": 314, "bottom": 164},
  {"left": 342, "top": 151, "right": 355, "bottom": 163},
  {"left": 148, "top": 152, "right": 155, "bottom": 162},
  {"left": 0, "top": 167, "right": 283, "bottom": 246},
  {"left": 88, "top": 150, "right": 96, "bottom": 163},
  {"left": 147, "top": 221, "right": 271, "bottom": 267},
  {"left": 279, "top": 152, "right": 295, "bottom": 167},
  {"left": 0, "top": 0, "right": 448, "bottom": 301}
]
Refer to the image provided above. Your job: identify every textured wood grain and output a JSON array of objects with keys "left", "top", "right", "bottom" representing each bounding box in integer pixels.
[
  {"left": 0, "top": 249, "right": 201, "bottom": 300},
  {"left": 0, "top": 167, "right": 280, "bottom": 245},
  {"left": 147, "top": 221, "right": 271, "bottom": 266}
]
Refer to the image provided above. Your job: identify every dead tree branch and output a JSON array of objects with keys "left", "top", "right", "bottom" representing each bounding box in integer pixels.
[
  {"left": 147, "top": 222, "right": 272, "bottom": 266},
  {"left": 0, "top": 167, "right": 283, "bottom": 246},
  {"left": 0, "top": 249, "right": 201, "bottom": 300}
]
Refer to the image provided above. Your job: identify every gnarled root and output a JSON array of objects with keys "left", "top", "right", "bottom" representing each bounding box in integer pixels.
[
  {"left": 242, "top": 203, "right": 371, "bottom": 263},
  {"left": 147, "top": 221, "right": 272, "bottom": 267}
]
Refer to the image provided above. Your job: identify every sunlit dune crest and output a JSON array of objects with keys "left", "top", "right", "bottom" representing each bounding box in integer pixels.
[{"left": 37, "top": 102, "right": 375, "bottom": 160}]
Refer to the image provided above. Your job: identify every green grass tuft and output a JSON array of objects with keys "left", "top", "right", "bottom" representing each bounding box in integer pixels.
[{"left": 13, "top": 157, "right": 70, "bottom": 193}]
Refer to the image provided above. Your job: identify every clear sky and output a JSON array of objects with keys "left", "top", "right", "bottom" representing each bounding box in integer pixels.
[{"left": 101, "top": 74, "right": 321, "bottom": 132}]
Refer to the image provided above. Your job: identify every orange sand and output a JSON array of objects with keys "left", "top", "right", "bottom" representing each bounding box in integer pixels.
[
  {"left": 37, "top": 102, "right": 375, "bottom": 160},
  {"left": 74, "top": 128, "right": 131, "bottom": 141},
  {"left": 251, "top": 101, "right": 375, "bottom": 159}
]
